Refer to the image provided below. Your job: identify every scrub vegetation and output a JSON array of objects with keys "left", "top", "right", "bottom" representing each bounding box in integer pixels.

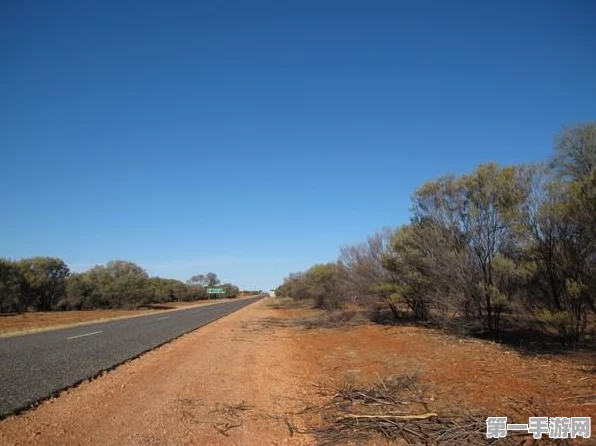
[
  {"left": 0, "top": 259, "right": 241, "bottom": 312},
  {"left": 276, "top": 122, "right": 596, "bottom": 348}
]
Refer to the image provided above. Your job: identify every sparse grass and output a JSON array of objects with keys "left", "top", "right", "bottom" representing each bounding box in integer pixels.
[
  {"left": 314, "top": 303, "right": 596, "bottom": 354},
  {"left": 293, "top": 309, "right": 369, "bottom": 329},
  {"left": 266, "top": 297, "right": 312, "bottom": 310},
  {"left": 239, "top": 316, "right": 292, "bottom": 334}
]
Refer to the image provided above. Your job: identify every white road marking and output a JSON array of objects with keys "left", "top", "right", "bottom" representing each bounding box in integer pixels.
[
  {"left": 67, "top": 330, "right": 102, "bottom": 340},
  {"left": 156, "top": 316, "right": 170, "bottom": 321}
]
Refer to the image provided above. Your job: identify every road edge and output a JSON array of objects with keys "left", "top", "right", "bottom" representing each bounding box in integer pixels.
[
  {"left": 0, "top": 295, "right": 263, "bottom": 339},
  {"left": 0, "top": 296, "right": 264, "bottom": 421}
]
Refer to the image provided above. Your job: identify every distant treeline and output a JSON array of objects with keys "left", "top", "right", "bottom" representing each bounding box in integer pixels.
[
  {"left": 0, "top": 259, "right": 243, "bottom": 312},
  {"left": 277, "top": 122, "right": 596, "bottom": 345}
]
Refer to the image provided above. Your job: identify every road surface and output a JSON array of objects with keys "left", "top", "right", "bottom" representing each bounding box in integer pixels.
[{"left": 0, "top": 296, "right": 262, "bottom": 418}]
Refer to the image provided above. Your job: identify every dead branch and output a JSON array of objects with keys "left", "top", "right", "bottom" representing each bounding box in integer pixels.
[
  {"left": 213, "top": 421, "right": 242, "bottom": 437},
  {"left": 336, "top": 412, "right": 438, "bottom": 422},
  {"left": 301, "top": 374, "right": 528, "bottom": 445}
]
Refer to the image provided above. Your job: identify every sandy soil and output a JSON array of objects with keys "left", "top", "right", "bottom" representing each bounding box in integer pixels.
[
  {"left": 0, "top": 299, "right": 594, "bottom": 445},
  {"left": 0, "top": 297, "right": 255, "bottom": 337}
]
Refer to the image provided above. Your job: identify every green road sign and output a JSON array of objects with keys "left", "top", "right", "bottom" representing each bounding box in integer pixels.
[{"left": 206, "top": 288, "right": 226, "bottom": 294}]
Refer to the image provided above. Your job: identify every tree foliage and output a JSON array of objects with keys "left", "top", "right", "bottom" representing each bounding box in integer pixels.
[
  {"left": 277, "top": 122, "right": 596, "bottom": 345},
  {"left": 15, "top": 257, "right": 70, "bottom": 311},
  {"left": 0, "top": 259, "right": 26, "bottom": 313},
  {"left": 276, "top": 263, "right": 344, "bottom": 309},
  {"left": 187, "top": 272, "right": 220, "bottom": 287},
  {"left": 0, "top": 259, "right": 240, "bottom": 313}
]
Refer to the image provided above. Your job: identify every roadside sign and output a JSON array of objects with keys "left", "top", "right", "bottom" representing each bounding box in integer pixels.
[{"left": 206, "top": 288, "right": 226, "bottom": 294}]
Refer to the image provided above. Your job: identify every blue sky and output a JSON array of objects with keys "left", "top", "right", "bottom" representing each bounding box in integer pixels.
[{"left": 1, "top": 1, "right": 595, "bottom": 290}]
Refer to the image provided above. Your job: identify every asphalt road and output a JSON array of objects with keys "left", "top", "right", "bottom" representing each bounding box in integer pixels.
[{"left": 0, "top": 296, "right": 262, "bottom": 418}]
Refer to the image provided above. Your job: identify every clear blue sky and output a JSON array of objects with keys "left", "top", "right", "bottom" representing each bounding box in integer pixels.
[{"left": 1, "top": 1, "right": 595, "bottom": 291}]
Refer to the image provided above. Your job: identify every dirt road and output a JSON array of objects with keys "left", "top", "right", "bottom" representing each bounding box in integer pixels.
[{"left": 0, "top": 299, "right": 594, "bottom": 445}]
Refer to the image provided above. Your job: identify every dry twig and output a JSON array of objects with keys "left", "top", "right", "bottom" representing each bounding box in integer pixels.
[{"left": 302, "top": 374, "right": 536, "bottom": 445}]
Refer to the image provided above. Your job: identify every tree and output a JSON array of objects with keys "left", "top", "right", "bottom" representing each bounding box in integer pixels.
[
  {"left": 206, "top": 272, "right": 220, "bottom": 287},
  {"left": 149, "top": 277, "right": 191, "bottom": 303},
  {"left": 101, "top": 260, "right": 149, "bottom": 280},
  {"left": 187, "top": 274, "right": 207, "bottom": 287},
  {"left": 274, "top": 122, "right": 596, "bottom": 346},
  {"left": 0, "top": 259, "right": 25, "bottom": 313},
  {"left": 275, "top": 263, "right": 344, "bottom": 309},
  {"left": 400, "top": 164, "right": 533, "bottom": 335},
  {"left": 339, "top": 228, "right": 401, "bottom": 318},
  {"left": 221, "top": 283, "right": 240, "bottom": 298},
  {"left": 79, "top": 261, "right": 150, "bottom": 309},
  {"left": 187, "top": 272, "right": 220, "bottom": 287},
  {"left": 455, "top": 163, "right": 530, "bottom": 335},
  {"left": 552, "top": 122, "right": 596, "bottom": 180},
  {"left": 520, "top": 143, "right": 596, "bottom": 342},
  {"left": 276, "top": 271, "right": 310, "bottom": 299},
  {"left": 386, "top": 219, "right": 464, "bottom": 320},
  {"left": 533, "top": 174, "right": 596, "bottom": 341},
  {"left": 66, "top": 272, "right": 103, "bottom": 310},
  {"left": 306, "top": 263, "right": 344, "bottom": 309},
  {"left": 17, "top": 257, "right": 70, "bottom": 311}
]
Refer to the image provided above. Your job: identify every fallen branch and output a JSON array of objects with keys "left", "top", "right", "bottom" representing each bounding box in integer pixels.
[
  {"left": 560, "top": 393, "right": 596, "bottom": 402},
  {"left": 302, "top": 375, "right": 525, "bottom": 445},
  {"left": 214, "top": 421, "right": 242, "bottom": 437},
  {"left": 336, "top": 412, "right": 438, "bottom": 422}
]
